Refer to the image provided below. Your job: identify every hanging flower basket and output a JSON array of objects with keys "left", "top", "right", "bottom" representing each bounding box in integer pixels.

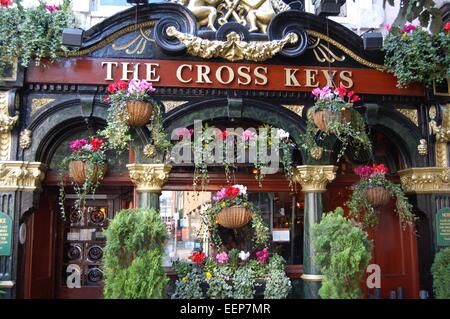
[
  {"left": 313, "top": 110, "right": 329, "bottom": 132},
  {"left": 125, "top": 100, "right": 153, "bottom": 127},
  {"left": 366, "top": 187, "right": 391, "bottom": 208},
  {"left": 69, "top": 160, "right": 107, "bottom": 184},
  {"left": 217, "top": 206, "right": 252, "bottom": 229},
  {"left": 313, "top": 109, "right": 352, "bottom": 133}
]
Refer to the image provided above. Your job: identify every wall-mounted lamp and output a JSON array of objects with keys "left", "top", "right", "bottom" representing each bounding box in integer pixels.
[
  {"left": 362, "top": 31, "right": 383, "bottom": 50},
  {"left": 62, "top": 28, "right": 84, "bottom": 48}
]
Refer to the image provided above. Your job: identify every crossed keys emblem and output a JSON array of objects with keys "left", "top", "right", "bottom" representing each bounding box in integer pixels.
[{"left": 217, "top": 0, "right": 247, "bottom": 26}]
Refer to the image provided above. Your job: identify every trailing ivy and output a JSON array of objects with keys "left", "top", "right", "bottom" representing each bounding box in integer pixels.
[
  {"left": 313, "top": 207, "right": 372, "bottom": 299},
  {"left": 103, "top": 208, "right": 169, "bottom": 299},
  {"left": 431, "top": 247, "right": 450, "bottom": 299}
]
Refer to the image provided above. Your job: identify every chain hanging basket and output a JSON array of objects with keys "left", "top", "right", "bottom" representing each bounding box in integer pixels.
[
  {"left": 69, "top": 160, "right": 107, "bottom": 185},
  {"left": 125, "top": 100, "right": 153, "bottom": 127},
  {"left": 217, "top": 206, "right": 252, "bottom": 229},
  {"left": 367, "top": 187, "right": 391, "bottom": 208}
]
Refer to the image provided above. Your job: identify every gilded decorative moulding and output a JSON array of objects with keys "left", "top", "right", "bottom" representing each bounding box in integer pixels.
[
  {"left": 0, "top": 161, "right": 46, "bottom": 192},
  {"left": 429, "top": 104, "right": 450, "bottom": 167},
  {"left": 398, "top": 167, "right": 450, "bottom": 194},
  {"left": 301, "top": 274, "right": 324, "bottom": 282},
  {"left": 19, "top": 129, "right": 32, "bottom": 150},
  {"left": 293, "top": 165, "right": 337, "bottom": 193},
  {"left": 281, "top": 105, "right": 304, "bottom": 117},
  {"left": 417, "top": 139, "right": 428, "bottom": 156},
  {"left": 127, "top": 163, "right": 172, "bottom": 192},
  {"left": 31, "top": 98, "right": 55, "bottom": 114},
  {"left": 397, "top": 108, "right": 419, "bottom": 127},
  {"left": 0, "top": 91, "right": 18, "bottom": 161},
  {"left": 162, "top": 100, "right": 189, "bottom": 113},
  {"left": 166, "top": 26, "right": 298, "bottom": 62}
]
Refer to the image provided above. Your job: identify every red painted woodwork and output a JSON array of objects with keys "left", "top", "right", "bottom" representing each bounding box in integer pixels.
[
  {"left": 325, "top": 175, "right": 420, "bottom": 299},
  {"left": 26, "top": 58, "right": 425, "bottom": 96}
]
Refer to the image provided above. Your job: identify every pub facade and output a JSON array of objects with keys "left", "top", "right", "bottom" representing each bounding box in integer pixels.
[{"left": 0, "top": 1, "right": 449, "bottom": 299}]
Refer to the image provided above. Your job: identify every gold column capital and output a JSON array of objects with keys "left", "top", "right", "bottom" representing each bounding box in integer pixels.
[
  {"left": 398, "top": 167, "right": 450, "bottom": 194},
  {"left": 0, "top": 161, "right": 46, "bottom": 192},
  {"left": 301, "top": 274, "right": 324, "bottom": 281},
  {"left": 126, "top": 163, "right": 172, "bottom": 192},
  {"left": 293, "top": 165, "right": 338, "bottom": 193}
]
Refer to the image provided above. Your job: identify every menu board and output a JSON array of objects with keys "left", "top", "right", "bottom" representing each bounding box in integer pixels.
[
  {"left": 0, "top": 212, "right": 12, "bottom": 256},
  {"left": 436, "top": 208, "right": 450, "bottom": 247}
]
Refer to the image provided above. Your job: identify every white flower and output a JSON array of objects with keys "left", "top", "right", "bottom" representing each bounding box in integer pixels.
[
  {"left": 239, "top": 251, "right": 250, "bottom": 261},
  {"left": 277, "top": 129, "right": 289, "bottom": 140},
  {"left": 232, "top": 184, "right": 247, "bottom": 195},
  {"left": 82, "top": 144, "right": 93, "bottom": 152}
]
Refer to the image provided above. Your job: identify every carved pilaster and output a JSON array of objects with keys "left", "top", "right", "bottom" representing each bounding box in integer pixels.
[
  {"left": 293, "top": 165, "right": 337, "bottom": 193},
  {"left": 429, "top": 103, "right": 450, "bottom": 167},
  {"left": 0, "top": 91, "right": 18, "bottom": 161},
  {"left": 126, "top": 163, "right": 172, "bottom": 192},
  {"left": 0, "top": 161, "right": 46, "bottom": 192},
  {"left": 398, "top": 167, "right": 450, "bottom": 194}
]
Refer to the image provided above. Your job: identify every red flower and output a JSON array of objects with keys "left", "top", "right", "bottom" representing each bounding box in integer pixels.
[
  {"left": 102, "top": 96, "right": 110, "bottom": 103},
  {"left": 217, "top": 130, "right": 229, "bottom": 140},
  {"left": 190, "top": 251, "right": 206, "bottom": 263},
  {"left": 90, "top": 138, "right": 104, "bottom": 151},
  {"left": 444, "top": 22, "right": 450, "bottom": 33},
  {"left": 372, "top": 164, "right": 388, "bottom": 175},
  {"left": 0, "top": 0, "right": 13, "bottom": 8},
  {"left": 116, "top": 80, "right": 128, "bottom": 91},
  {"left": 351, "top": 95, "right": 360, "bottom": 103},
  {"left": 225, "top": 187, "right": 240, "bottom": 199},
  {"left": 334, "top": 84, "right": 347, "bottom": 97},
  {"left": 347, "top": 90, "right": 354, "bottom": 98},
  {"left": 107, "top": 83, "right": 117, "bottom": 94}
]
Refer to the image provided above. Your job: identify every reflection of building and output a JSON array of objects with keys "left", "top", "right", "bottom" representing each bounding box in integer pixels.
[{"left": 1, "top": 0, "right": 449, "bottom": 300}]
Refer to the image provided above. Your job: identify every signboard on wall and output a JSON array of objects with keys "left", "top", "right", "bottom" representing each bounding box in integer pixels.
[
  {"left": 436, "top": 208, "right": 450, "bottom": 247},
  {"left": 0, "top": 212, "right": 12, "bottom": 256},
  {"left": 272, "top": 228, "right": 290, "bottom": 242}
]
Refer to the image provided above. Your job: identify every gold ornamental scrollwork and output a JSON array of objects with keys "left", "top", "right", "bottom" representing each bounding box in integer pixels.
[
  {"left": 429, "top": 103, "right": 450, "bottom": 167},
  {"left": 0, "top": 91, "right": 18, "bottom": 161},
  {"left": 293, "top": 165, "right": 337, "bottom": 193},
  {"left": 127, "top": 163, "right": 172, "bottom": 192},
  {"left": 0, "top": 161, "right": 46, "bottom": 192},
  {"left": 19, "top": 129, "right": 32, "bottom": 150},
  {"left": 399, "top": 167, "right": 450, "bottom": 194},
  {"left": 166, "top": 26, "right": 298, "bottom": 62}
]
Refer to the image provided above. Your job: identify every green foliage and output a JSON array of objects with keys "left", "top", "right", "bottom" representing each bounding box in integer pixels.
[
  {"left": 206, "top": 267, "right": 234, "bottom": 299},
  {"left": 103, "top": 208, "right": 169, "bottom": 299},
  {"left": 313, "top": 207, "right": 372, "bottom": 299},
  {"left": 431, "top": 247, "right": 450, "bottom": 299},
  {"left": 383, "top": 0, "right": 442, "bottom": 33},
  {"left": 174, "top": 270, "right": 205, "bottom": 299},
  {"left": 384, "top": 27, "right": 449, "bottom": 87},
  {"left": 0, "top": 0, "right": 76, "bottom": 76},
  {"left": 248, "top": 259, "right": 268, "bottom": 278},
  {"left": 173, "top": 260, "right": 193, "bottom": 278},
  {"left": 264, "top": 254, "right": 291, "bottom": 299},
  {"left": 232, "top": 265, "right": 255, "bottom": 299},
  {"left": 347, "top": 173, "right": 415, "bottom": 229}
]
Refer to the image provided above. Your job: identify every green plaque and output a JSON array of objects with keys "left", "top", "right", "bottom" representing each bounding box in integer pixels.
[
  {"left": 436, "top": 208, "right": 450, "bottom": 247},
  {"left": 0, "top": 212, "right": 12, "bottom": 256}
]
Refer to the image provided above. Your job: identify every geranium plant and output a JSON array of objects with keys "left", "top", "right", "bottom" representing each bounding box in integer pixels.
[
  {"left": 58, "top": 137, "right": 108, "bottom": 219},
  {"left": 0, "top": 0, "right": 76, "bottom": 77},
  {"left": 347, "top": 163, "right": 415, "bottom": 229},
  {"left": 301, "top": 85, "right": 372, "bottom": 161},
  {"left": 384, "top": 23, "right": 450, "bottom": 87},
  {"left": 173, "top": 249, "right": 291, "bottom": 299},
  {"left": 100, "top": 79, "right": 163, "bottom": 152},
  {"left": 206, "top": 184, "right": 269, "bottom": 249}
]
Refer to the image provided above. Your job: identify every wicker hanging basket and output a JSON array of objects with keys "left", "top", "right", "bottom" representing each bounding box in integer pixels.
[
  {"left": 367, "top": 187, "right": 391, "bottom": 208},
  {"left": 217, "top": 206, "right": 252, "bottom": 229},
  {"left": 313, "top": 110, "right": 329, "bottom": 131},
  {"left": 69, "top": 161, "right": 107, "bottom": 185},
  {"left": 125, "top": 100, "right": 153, "bottom": 127},
  {"left": 313, "top": 109, "right": 352, "bottom": 132}
]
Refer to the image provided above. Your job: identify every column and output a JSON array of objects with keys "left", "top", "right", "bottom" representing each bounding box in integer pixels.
[
  {"left": 294, "top": 165, "right": 337, "bottom": 299},
  {"left": 126, "top": 163, "right": 172, "bottom": 210}
]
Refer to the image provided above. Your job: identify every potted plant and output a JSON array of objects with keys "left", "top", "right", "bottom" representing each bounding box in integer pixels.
[
  {"left": 302, "top": 85, "right": 372, "bottom": 161},
  {"left": 431, "top": 247, "right": 450, "bottom": 299},
  {"left": 58, "top": 137, "right": 108, "bottom": 219},
  {"left": 100, "top": 79, "right": 160, "bottom": 151},
  {"left": 384, "top": 23, "right": 450, "bottom": 88},
  {"left": 347, "top": 164, "right": 415, "bottom": 229}
]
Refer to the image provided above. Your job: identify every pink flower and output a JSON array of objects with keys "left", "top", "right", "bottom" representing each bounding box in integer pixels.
[
  {"left": 46, "top": 4, "right": 59, "bottom": 13},
  {"left": 384, "top": 23, "right": 391, "bottom": 32},
  {"left": 213, "top": 188, "right": 227, "bottom": 201},
  {"left": 311, "top": 88, "right": 321, "bottom": 97},
  {"left": 444, "top": 22, "right": 450, "bottom": 33},
  {"left": 176, "top": 127, "right": 193, "bottom": 140},
  {"left": 128, "top": 79, "right": 156, "bottom": 95},
  {"left": 69, "top": 139, "right": 88, "bottom": 152},
  {"left": 216, "top": 252, "right": 228, "bottom": 264},
  {"left": 0, "top": 0, "right": 13, "bottom": 8},
  {"left": 255, "top": 248, "right": 269, "bottom": 264},
  {"left": 401, "top": 24, "right": 417, "bottom": 34},
  {"left": 241, "top": 129, "right": 256, "bottom": 141}
]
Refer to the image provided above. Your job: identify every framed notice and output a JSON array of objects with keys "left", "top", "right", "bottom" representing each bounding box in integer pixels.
[
  {"left": 272, "top": 228, "right": 290, "bottom": 242},
  {"left": 436, "top": 208, "right": 450, "bottom": 247},
  {"left": 0, "top": 212, "right": 12, "bottom": 256}
]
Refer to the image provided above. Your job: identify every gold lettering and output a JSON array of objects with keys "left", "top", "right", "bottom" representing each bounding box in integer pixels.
[
  {"left": 339, "top": 71, "right": 354, "bottom": 88},
  {"left": 216, "top": 66, "right": 234, "bottom": 85},
  {"left": 305, "top": 69, "right": 319, "bottom": 88},
  {"left": 196, "top": 65, "right": 213, "bottom": 84},
  {"left": 102, "top": 61, "right": 118, "bottom": 81},
  {"left": 322, "top": 70, "right": 337, "bottom": 87},
  {"left": 145, "top": 63, "right": 160, "bottom": 82},
  {"left": 237, "top": 66, "right": 251, "bottom": 85},
  {"left": 121, "top": 62, "right": 140, "bottom": 80},
  {"left": 176, "top": 64, "right": 193, "bottom": 83},
  {"left": 284, "top": 68, "right": 301, "bottom": 87},
  {"left": 254, "top": 66, "right": 268, "bottom": 86}
]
